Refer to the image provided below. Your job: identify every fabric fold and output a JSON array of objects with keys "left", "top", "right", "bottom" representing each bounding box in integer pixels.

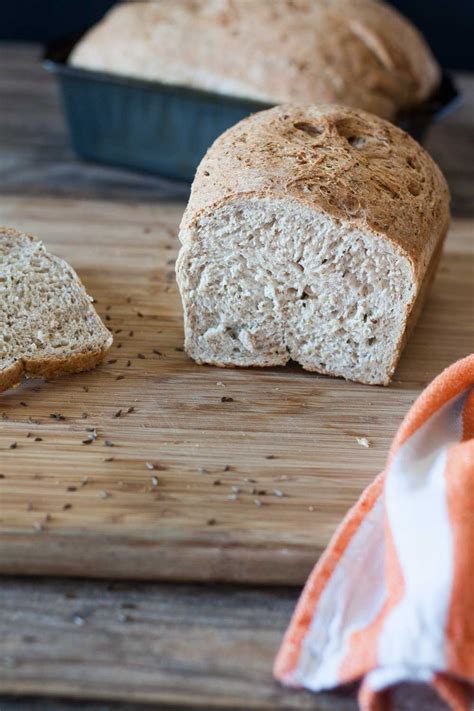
[{"left": 275, "top": 354, "right": 474, "bottom": 710}]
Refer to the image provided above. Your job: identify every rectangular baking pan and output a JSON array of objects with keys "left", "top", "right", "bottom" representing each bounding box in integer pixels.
[{"left": 44, "top": 33, "right": 461, "bottom": 183}]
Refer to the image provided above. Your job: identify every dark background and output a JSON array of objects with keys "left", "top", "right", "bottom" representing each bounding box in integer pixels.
[{"left": 1, "top": 0, "right": 473, "bottom": 70}]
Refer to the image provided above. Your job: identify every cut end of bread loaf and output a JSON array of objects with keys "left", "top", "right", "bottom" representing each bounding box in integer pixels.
[
  {"left": 0, "top": 228, "right": 113, "bottom": 392},
  {"left": 177, "top": 198, "right": 416, "bottom": 385},
  {"left": 176, "top": 104, "right": 450, "bottom": 386}
]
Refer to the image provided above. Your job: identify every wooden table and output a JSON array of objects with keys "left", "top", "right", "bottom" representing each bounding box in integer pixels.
[{"left": 0, "top": 45, "right": 473, "bottom": 711}]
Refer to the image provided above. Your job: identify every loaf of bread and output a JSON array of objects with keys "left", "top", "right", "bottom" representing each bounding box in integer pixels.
[
  {"left": 176, "top": 105, "right": 450, "bottom": 385},
  {"left": 0, "top": 228, "right": 113, "bottom": 392},
  {"left": 70, "top": 0, "right": 440, "bottom": 121}
]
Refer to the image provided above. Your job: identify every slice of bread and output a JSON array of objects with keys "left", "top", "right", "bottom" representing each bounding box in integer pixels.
[
  {"left": 176, "top": 104, "right": 450, "bottom": 386},
  {"left": 0, "top": 228, "right": 113, "bottom": 392}
]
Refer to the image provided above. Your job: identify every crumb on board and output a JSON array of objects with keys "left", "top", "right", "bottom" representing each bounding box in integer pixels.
[{"left": 356, "top": 437, "right": 371, "bottom": 448}]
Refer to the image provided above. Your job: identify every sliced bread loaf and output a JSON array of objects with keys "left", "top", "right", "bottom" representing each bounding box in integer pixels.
[
  {"left": 70, "top": 0, "right": 440, "bottom": 121},
  {"left": 176, "top": 105, "right": 450, "bottom": 385},
  {"left": 0, "top": 228, "right": 112, "bottom": 392}
]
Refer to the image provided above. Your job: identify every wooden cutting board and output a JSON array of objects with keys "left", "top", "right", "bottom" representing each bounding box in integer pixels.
[{"left": 0, "top": 196, "right": 472, "bottom": 585}]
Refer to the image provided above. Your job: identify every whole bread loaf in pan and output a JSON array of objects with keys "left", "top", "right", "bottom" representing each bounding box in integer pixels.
[
  {"left": 176, "top": 104, "right": 450, "bottom": 385},
  {"left": 70, "top": 0, "right": 440, "bottom": 121}
]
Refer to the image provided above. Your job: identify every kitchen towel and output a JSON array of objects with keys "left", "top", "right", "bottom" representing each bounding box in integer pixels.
[{"left": 274, "top": 354, "right": 474, "bottom": 710}]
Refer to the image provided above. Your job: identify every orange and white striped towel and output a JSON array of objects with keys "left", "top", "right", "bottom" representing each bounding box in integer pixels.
[{"left": 275, "top": 354, "right": 474, "bottom": 711}]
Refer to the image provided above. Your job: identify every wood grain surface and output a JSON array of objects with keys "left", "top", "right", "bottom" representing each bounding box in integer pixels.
[
  {"left": 0, "top": 195, "right": 472, "bottom": 584},
  {"left": 0, "top": 576, "right": 356, "bottom": 710}
]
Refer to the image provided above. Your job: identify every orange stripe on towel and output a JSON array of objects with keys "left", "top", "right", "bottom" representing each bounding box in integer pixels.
[
  {"left": 273, "top": 472, "right": 385, "bottom": 683},
  {"left": 339, "top": 519, "right": 405, "bottom": 687},
  {"left": 444, "top": 440, "right": 474, "bottom": 680},
  {"left": 391, "top": 354, "right": 474, "bottom": 452}
]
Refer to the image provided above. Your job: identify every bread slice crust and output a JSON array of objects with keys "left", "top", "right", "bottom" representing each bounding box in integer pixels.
[{"left": 0, "top": 228, "right": 112, "bottom": 392}]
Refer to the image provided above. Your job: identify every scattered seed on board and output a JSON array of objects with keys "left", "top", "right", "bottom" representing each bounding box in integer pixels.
[
  {"left": 221, "top": 396, "right": 234, "bottom": 403},
  {"left": 207, "top": 518, "right": 216, "bottom": 526},
  {"left": 356, "top": 437, "right": 370, "bottom": 448},
  {"left": 227, "top": 494, "right": 238, "bottom": 501},
  {"left": 151, "top": 476, "right": 159, "bottom": 487},
  {"left": 104, "top": 440, "right": 114, "bottom": 447},
  {"left": 126, "top": 360, "right": 131, "bottom": 367},
  {"left": 145, "top": 462, "right": 155, "bottom": 470},
  {"left": 153, "top": 349, "right": 162, "bottom": 356},
  {"left": 254, "top": 498, "right": 263, "bottom": 507},
  {"left": 126, "top": 406, "right": 135, "bottom": 414},
  {"left": 63, "top": 503, "right": 72, "bottom": 510},
  {"left": 73, "top": 615, "right": 85, "bottom": 626},
  {"left": 223, "top": 465, "right": 231, "bottom": 472},
  {"left": 113, "top": 409, "right": 122, "bottom": 419},
  {"left": 99, "top": 490, "right": 109, "bottom": 499},
  {"left": 9, "top": 442, "right": 17, "bottom": 449},
  {"left": 137, "top": 353, "right": 146, "bottom": 360},
  {"left": 50, "top": 413, "right": 65, "bottom": 421},
  {"left": 81, "top": 476, "right": 89, "bottom": 486},
  {"left": 231, "top": 486, "right": 241, "bottom": 494},
  {"left": 19, "top": 401, "right": 27, "bottom": 407},
  {"left": 104, "top": 457, "right": 114, "bottom": 462},
  {"left": 81, "top": 439, "right": 93, "bottom": 445},
  {"left": 273, "top": 489, "right": 284, "bottom": 497},
  {"left": 265, "top": 454, "right": 277, "bottom": 460},
  {"left": 213, "top": 479, "right": 221, "bottom": 486},
  {"left": 116, "top": 375, "right": 125, "bottom": 381},
  {"left": 34, "top": 437, "right": 42, "bottom": 442},
  {"left": 198, "top": 467, "right": 209, "bottom": 475},
  {"left": 108, "top": 359, "right": 117, "bottom": 365}
]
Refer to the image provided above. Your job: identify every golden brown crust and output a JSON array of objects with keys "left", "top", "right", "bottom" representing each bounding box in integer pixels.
[
  {"left": 384, "top": 224, "right": 448, "bottom": 384},
  {"left": 181, "top": 104, "right": 450, "bottom": 281},
  {"left": 0, "top": 349, "right": 110, "bottom": 393},
  {"left": 71, "top": 0, "right": 440, "bottom": 120}
]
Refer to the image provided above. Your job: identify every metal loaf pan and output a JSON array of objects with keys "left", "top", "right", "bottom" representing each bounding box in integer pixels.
[{"left": 44, "top": 33, "right": 461, "bottom": 183}]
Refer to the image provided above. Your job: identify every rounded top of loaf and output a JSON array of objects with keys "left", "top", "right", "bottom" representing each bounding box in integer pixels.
[
  {"left": 181, "top": 104, "right": 450, "bottom": 274},
  {"left": 71, "top": 0, "right": 440, "bottom": 120}
]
